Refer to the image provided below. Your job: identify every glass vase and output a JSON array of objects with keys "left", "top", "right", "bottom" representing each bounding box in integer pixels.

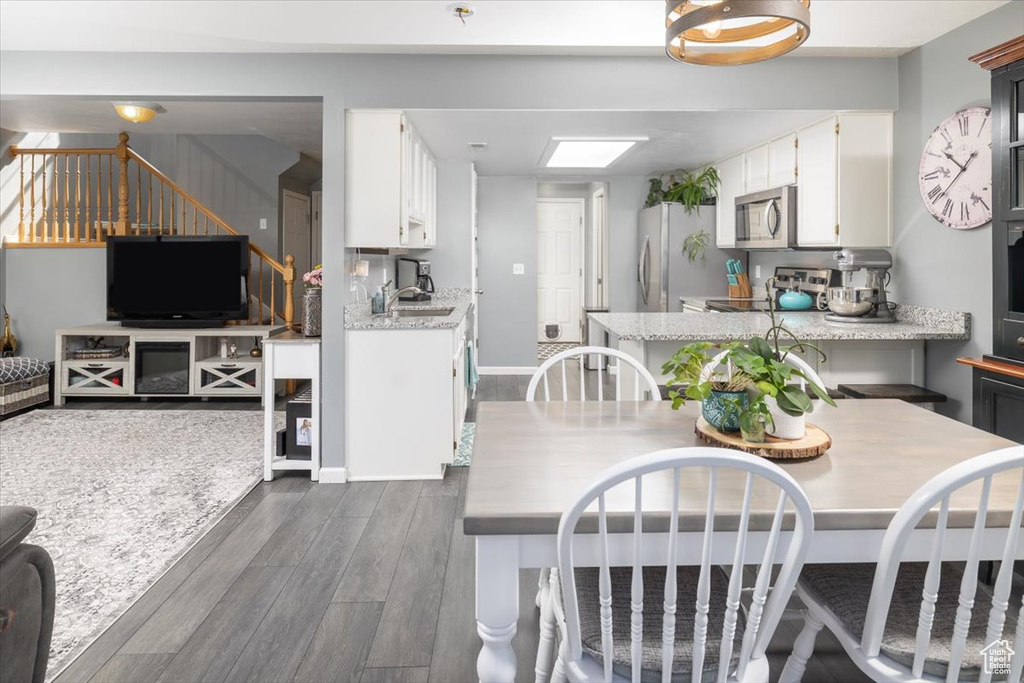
[
  {"left": 302, "top": 287, "right": 322, "bottom": 337},
  {"left": 739, "top": 411, "right": 768, "bottom": 443}
]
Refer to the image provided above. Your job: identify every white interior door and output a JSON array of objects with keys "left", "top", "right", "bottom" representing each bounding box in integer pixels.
[
  {"left": 282, "top": 190, "right": 312, "bottom": 280},
  {"left": 537, "top": 198, "right": 583, "bottom": 343}
]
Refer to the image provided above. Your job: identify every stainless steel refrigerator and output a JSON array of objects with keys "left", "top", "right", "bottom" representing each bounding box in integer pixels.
[{"left": 637, "top": 203, "right": 740, "bottom": 312}]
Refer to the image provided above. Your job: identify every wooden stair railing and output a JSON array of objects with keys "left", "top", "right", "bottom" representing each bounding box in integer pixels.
[{"left": 7, "top": 133, "right": 296, "bottom": 330}]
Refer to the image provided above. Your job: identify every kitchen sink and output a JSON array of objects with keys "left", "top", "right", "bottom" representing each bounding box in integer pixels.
[{"left": 394, "top": 307, "right": 455, "bottom": 318}]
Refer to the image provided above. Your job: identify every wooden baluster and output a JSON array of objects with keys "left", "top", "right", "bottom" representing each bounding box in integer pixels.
[
  {"left": 258, "top": 258, "right": 264, "bottom": 323},
  {"left": 135, "top": 162, "right": 141, "bottom": 234},
  {"left": 63, "top": 155, "right": 70, "bottom": 242},
  {"left": 170, "top": 192, "right": 175, "bottom": 234},
  {"left": 86, "top": 155, "right": 93, "bottom": 241},
  {"left": 16, "top": 152, "right": 24, "bottom": 243},
  {"left": 283, "top": 255, "right": 295, "bottom": 330},
  {"left": 75, "top": 155, "right": 81, "bottom": 242},
  {"left": 42, "top": 154, "right": 48, "bottom": 242},
  {"left": 147, "top": 173, "right": 153, "bottom": 234},
  {"left": 51, "top": 154, "right": 57, "bottom": 241},
  {"left": 270, "top": 271, "right": 277, "bottom": 323},
  {"left": 204, "top": 214, "right": 209, "bottom": 236},
  {"left": 106, "top": 153, "right": 113, "bottom": 235},
  {"left": 29, "top": 154, "right": 36, "bottom": 242},
  {"left": 182, "top": 198, "right": 186, "bottom": 235},
  {"left": 115, "top": 132, "right": 130, "bottom": 236},
  {"left": 248, "top": 251, "right": 255, "bottom": 324},
  {"left": 193, "top": 204, "right": 198, "bottom": 235},
  {"left": 159, "top": 182, "right": 164, "bottom": 233}
]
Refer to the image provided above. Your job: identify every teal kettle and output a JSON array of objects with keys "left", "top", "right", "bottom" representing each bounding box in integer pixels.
[{"left": 778, "top": 289, "right": 813, "bottom": 310}]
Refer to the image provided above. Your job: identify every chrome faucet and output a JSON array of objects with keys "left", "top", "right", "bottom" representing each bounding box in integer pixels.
[{"left": 386, "top": 285, "right": 423, "bottom": 314}]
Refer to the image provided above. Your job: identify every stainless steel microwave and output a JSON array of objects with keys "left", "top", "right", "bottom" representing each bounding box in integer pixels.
[{"left": 735, "top": 185, "right": 797, "bottom": 250}]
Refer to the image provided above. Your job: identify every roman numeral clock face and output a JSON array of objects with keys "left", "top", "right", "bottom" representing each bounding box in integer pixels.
[{"left": 919, "top": 106, "right": 992, "bottom": 229}]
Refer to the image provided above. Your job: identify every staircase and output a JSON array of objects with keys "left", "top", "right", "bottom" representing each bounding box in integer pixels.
[{"left": 6, "top": 132, "right": 296, "bottom": 329}]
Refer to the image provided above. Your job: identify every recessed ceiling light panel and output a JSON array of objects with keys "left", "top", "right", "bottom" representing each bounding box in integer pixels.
[{"left": 541, "top": 137, "right": 648, "bottom": 169}]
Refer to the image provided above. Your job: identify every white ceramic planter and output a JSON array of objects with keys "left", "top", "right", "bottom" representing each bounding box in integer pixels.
[{"left": 765, "top": 395, "right": 806, "bottom": 440}]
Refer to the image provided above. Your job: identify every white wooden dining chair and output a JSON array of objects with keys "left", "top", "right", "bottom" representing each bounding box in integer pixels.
[
  {"left": 555, "top": 446, "right": 815, "bottom": 683},
  {"left": 780, "top": 444, "right": 1024, "bottom": 683},
  {"left": 527, "top": 346, "right": 662, "bottom": 403},
  {"left": 528, "top": 345, "right": 663, "bottom": 682}
]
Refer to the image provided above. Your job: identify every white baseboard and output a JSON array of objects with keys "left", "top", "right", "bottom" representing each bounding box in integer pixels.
[
  {"left": 479, "top": 366, "right": 538, "bottom": 375},
  {"left": 318, "top": 467, "right": 348, "bottom": 483},
  {"left": 346, "top": 473, "right": 445, "bottom": 481}
]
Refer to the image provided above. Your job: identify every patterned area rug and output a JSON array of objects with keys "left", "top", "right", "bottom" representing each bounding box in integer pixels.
[
  {"left": 0, "top": 409, "right": 277, "bottom": 679},
  {"left": 452, "top": 421, "right": 475, "bottom": 466},
  {"left": 538, "top": 342, "right": 578, "bottom": 361}
]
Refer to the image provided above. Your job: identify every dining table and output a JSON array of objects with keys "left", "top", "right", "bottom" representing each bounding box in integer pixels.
[{"left": 462, "top": 399, "right": 1023, "bottom": 683}]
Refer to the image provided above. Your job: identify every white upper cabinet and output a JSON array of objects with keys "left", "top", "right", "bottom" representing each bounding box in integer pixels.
[
  {"left": 715, "top": 153, "right": 745, "bottom": 248},
  {"left": 743, "top": 143, "right": 769, "bottom": 193},
  {"left": 346, "top": 110, "right": 438, "bottom": 249},
  {"left": 768, "top": 133, "right": 797, "bottom": 187},
  {"left": 796, "top": 113, "right": 892, "bottom": 248}
]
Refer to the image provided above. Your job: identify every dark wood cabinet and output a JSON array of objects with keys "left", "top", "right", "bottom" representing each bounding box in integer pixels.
[{"left": 972, "top": 365, "right": 1024, "bottom": 444}]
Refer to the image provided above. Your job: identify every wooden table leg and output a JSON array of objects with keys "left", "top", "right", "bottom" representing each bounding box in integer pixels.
[{"left": 476, "top": 535, "right": 519, "bottom": 683}]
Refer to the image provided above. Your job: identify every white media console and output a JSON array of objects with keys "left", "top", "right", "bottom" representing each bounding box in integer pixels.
[{"left": 54, "top": 323, "right": 284, "bottom": 405}]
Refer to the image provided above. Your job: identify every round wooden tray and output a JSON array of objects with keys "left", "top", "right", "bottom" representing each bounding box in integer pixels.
[{"left": 695, "top": 416, "right": 831, "bottom": 460}]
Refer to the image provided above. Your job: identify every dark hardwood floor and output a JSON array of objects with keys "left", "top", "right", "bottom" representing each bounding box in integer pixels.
[{"left": 52, "top": 373, "right": 869, "bottom": 683}]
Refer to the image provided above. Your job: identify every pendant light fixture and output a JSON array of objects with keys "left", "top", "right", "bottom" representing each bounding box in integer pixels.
[
  {"left": 666, "top": 0, "right": 811, "bottom": 66},
  {"left": 112, "top": 101, "right": 164, "bottom": 123}
]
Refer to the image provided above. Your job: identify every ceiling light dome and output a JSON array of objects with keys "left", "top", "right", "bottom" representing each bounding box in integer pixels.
[
  {"left": 666, "top": 0, "right": 811, "bottom": 66},
  {"left": 112, "top": 101, "right": 164, "bottom": 123}
]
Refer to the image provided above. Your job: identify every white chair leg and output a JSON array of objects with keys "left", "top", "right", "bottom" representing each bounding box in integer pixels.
[
  {"left": 534, "top": 572, "right": 557, "bottom": 683},
  {"left": 779, "top": 611, "right": 824, "bottom": 683},
  {"left": 551, "top": 636, "right": 569, "bottom": 683},
  {"left": 536, "top": 567, "right": 550, "bottom": 608}
]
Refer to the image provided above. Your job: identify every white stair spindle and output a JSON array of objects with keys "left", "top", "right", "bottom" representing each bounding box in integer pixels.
[
  {"left": 661, "top": 468, "right": 681, "bottom": 683},
  {"left": 719, "top": 473, "right": 755, "bottom": 683},
  {"left": 912, "top": 496, "right": 950, "bottom": 679},
  {"left": 978, "top": 468, "right": 1024, "bottom": 683},
  {"left": 946, "top": 475, "right": 993, "bottom": 683},
  {"left": 632, "top": 475, "right": 644, "bottom": 682},
  {"left": 598, "top": 494, "right": 614, "bottom": 683},
  {"left": 691, "top": 468, "right": 717, "bottom": 683}
]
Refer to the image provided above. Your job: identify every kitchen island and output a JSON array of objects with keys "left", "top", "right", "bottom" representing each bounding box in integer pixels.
[
  {"left": 589, "top": 302, "right": 970, "bottom": 389},
  {"left": 345, "top": 288, "right": 473, "bottom": 480}
]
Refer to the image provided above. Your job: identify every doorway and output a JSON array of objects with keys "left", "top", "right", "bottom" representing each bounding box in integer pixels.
[
  {"left": 536, "top": 198, "right": 584, "bottom": 344},
  {"left": 282, "top": 190, "right": 312, "bottom": 284}
]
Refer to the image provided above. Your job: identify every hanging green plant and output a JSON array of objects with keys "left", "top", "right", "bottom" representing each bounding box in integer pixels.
[
  {"left": 663, "top": 166, "right": 720, "bottom": 215},
  {"left": 682, "top": 230, "right": 710, "bottom": 263}
]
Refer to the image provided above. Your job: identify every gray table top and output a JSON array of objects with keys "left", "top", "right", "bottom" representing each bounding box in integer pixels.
[{"left": 463, "top": 400, "right": 1019, "bottom": 536}]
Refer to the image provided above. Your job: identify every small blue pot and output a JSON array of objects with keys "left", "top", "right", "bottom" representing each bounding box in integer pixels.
[{"left": 702, "top": 390, "right": 748, "bottom": 432}]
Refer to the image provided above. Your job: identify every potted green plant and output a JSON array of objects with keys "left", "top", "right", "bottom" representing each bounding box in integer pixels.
[
  {"left": 726, "top": 283, "right": 837, "bottom": 439},
  {"left": 644, "top": 178, "right": 666, "bottom": 208},
  {"left": 663, "top": 167, "right": 720, "bottom": 215},
  {"left": 662, "top": 341, "right": 751, "bottom": 432}
]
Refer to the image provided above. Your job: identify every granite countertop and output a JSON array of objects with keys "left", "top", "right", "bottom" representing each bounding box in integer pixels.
[
  {"left": 345, "top": 288, "right": 472, "bottom": 331},
  {"left": 590, "top": 300, "right": 970, "bottom": 342}
]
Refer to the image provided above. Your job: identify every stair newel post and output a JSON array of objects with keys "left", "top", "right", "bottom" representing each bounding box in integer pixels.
[
  {"left": 284, "top": 254, "right": 296, "bottom": 330},
  {"left": 115, "top": 132, "right": 130, "bottom": 236}
]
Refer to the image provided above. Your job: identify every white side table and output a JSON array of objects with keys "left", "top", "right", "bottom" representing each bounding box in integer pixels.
[{"left": 263, "top": 332, "right": 321, "bottom": 481}]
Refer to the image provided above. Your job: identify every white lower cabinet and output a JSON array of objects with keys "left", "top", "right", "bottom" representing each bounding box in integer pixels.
[{"left": 346, "top": 320, "right": 469, "bottom": 480}]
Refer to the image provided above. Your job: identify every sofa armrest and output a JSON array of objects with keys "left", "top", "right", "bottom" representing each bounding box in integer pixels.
[{"left": 0, "top": 506, "right": 37, "bottom": 562}]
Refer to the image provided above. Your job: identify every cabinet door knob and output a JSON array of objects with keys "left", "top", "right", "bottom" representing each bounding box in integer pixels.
[{"left": 1017, "top": 336, "right": 1024, "bottom": 347}]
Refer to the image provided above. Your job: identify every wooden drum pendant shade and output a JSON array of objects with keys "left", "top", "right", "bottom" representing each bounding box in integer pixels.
[{"left": 666, "top": 0, "right": 811, "bottom": 66}]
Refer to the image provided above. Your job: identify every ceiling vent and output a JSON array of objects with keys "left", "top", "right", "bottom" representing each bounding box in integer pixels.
[{"left": 467, "top": 142, "right": 489, "bottom": 152}]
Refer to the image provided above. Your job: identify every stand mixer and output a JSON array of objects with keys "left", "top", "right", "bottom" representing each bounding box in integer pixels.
[{"left": 824, "top": 248, "right": 896, "bottom": 324}]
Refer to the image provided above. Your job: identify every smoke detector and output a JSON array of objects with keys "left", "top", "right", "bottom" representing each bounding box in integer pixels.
[{"left": 467, "top": 142, "right": 488, "bottom": 152}]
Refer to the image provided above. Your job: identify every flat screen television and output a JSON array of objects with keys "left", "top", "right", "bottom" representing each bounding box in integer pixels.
[{"left": 107, "top": 235, "right": 249, "bottom": 327}]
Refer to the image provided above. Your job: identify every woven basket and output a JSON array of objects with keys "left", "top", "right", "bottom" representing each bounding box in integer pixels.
[{"left": 0, "top": 373, "right": 49, "bottom": 416}]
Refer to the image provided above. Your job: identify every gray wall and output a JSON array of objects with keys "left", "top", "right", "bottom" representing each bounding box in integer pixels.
[
  {"left": 891, "top": 3, "right": 1022, "bottom": 422},
  {"left": 424, "top": 161, "right": 474, "bottom": 290},
  {"left": 477, "top": 177, "right": 537, "bottom": 368},
  {"left": 1, "top": 249, "right": 107, "bottom": 359},
  {"left": 0, "top": 49, "right": 903, "bottom": 470}
]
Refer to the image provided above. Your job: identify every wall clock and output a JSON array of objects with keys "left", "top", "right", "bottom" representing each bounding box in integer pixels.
[{"left": 918, "top": 106, "right": 992, "bottom": 229}]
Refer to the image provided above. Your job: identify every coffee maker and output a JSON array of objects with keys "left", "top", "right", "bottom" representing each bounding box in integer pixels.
[
  {"left": 396, "top": 258, "right": 435, "bottom": 302},
  {"left": 824, "top": 248, "right": 896, "bottom": 323}
]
